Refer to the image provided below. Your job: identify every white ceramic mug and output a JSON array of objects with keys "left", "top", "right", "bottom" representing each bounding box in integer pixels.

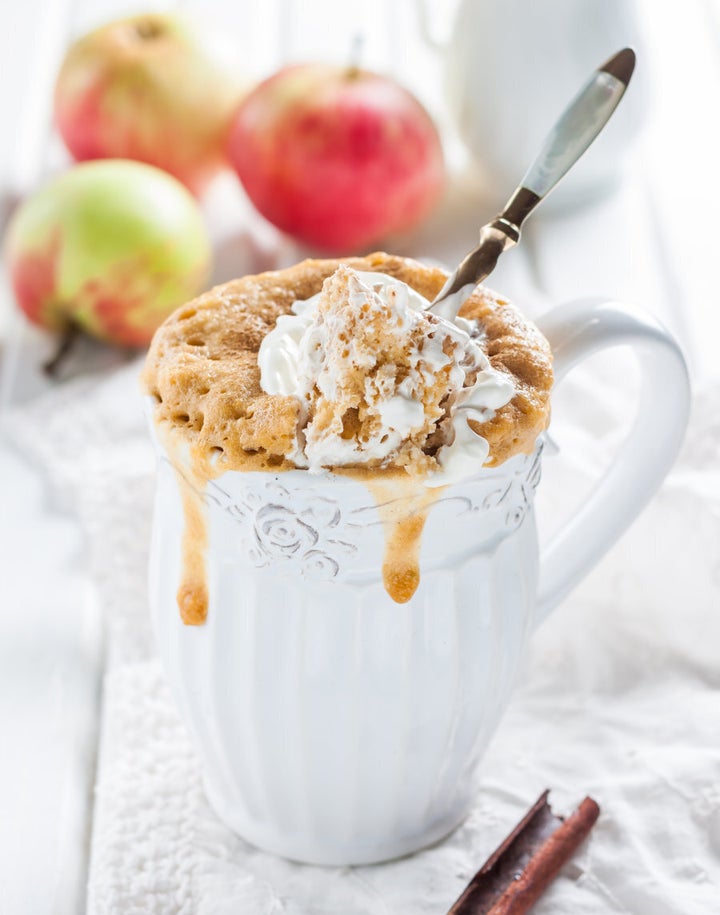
[{"left": 148, "top": 298, "right": 689, "bottom": 866}]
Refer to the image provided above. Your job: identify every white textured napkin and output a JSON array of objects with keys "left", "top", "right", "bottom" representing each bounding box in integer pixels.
[{"left": 8, "top": 360, "right": 720, "bottom": 914}]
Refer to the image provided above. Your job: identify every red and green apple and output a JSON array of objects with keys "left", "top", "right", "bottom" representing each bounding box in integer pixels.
[
  {"left": 4, "top": 159, "right": 212, "bottom": 349},
  {"left": 227, "top": 63, "right": 445, "bottom": 252},
  {"left": 55, "top": 13, "right": 250, "bottom": 196}
]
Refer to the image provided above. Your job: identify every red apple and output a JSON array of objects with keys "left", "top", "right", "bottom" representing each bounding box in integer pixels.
[
  {"left": 4, "top": 160, "right": 212, "bottom": 350},
  {"left": 227, "top": 64, "right": 445, "bottom": 252},
  {"left": 54, "top": 13, "right": 251, "bottom": 196}
]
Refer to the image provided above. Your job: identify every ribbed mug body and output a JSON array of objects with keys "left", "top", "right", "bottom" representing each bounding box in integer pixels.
[{"left": 149, "top": 446, "right": 542, "bottom": 865}]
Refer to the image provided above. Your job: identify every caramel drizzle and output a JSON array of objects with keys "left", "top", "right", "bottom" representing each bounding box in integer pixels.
[
  {"left": 177, "top": 473, "right": 208, "bottom": 626},
  {"left": 175, "top": 461, "right": 209, "bottom": 626},
  {"left": 160, "top": 422, "right": 443, "bottom": 622},
  {"left": 359, "top": 474, "right": 443, "bottom": 604},
  {"left": 157, "top": 423, "right": 213, "bottom": 627}
]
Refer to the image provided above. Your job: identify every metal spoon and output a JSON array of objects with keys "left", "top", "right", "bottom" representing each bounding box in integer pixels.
[{"left": 429, "top": 47, "right": 636, "bottom": 321}]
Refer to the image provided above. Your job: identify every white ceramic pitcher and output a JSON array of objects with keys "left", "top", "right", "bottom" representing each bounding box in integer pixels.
[{"left": 418, "top": 0, "right": 647, "bottom": 209}]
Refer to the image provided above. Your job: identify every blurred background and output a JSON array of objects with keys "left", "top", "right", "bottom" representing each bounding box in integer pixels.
[
  {"left": 1, "top": 1, "right": 719, "bottom": 912},
  {"left": 3, "top": 0, "right": 719, "bottom": 393}
]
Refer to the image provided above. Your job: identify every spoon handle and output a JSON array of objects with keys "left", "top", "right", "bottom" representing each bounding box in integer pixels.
[
  {"left": 521, "top": 47, "right": 635, "bottom": 200},
  {"left": 429, "top": 48, "right": 635, "bottom": 319}
]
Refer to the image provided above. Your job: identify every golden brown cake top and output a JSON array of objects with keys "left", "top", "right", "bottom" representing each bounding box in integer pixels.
[{"left": 142, "top": 252, "right": 553, "bottom": 475}]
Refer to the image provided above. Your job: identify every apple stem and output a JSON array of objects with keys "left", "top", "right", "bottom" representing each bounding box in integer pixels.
[
  {"left": 134, "top": 18, "right": 163, "bottom": 41},
  {"left": 43, "top": 320, "right": 81, "bottom": 378},
  {"left": 346, "top": 33, "right": 365, "bottom": 79}
]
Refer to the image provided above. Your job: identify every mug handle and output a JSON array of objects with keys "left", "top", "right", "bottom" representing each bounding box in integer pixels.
[{"left": 533, "top": 297, "right": 691, "bottom": 624}]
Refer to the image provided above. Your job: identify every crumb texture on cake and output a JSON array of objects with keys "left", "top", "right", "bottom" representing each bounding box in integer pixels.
[
  {"left": 297, "top": 265, "right": 488, "bottom": 475},
  {"left": 142, "top": 253, "right": 553, "bottom": 473}
]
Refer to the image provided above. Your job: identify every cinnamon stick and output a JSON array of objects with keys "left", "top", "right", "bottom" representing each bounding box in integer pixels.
[{"left": 447, "top": 790, "right": 600, "bottom": 914}]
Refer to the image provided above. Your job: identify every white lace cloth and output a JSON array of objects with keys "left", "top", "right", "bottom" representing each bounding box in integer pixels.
[{"left": 8, "top": 360, "right": 720, "bottom": 914}]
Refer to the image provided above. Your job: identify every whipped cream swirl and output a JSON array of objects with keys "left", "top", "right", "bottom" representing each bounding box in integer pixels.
[{"left": 259, "top": 270, "right": 515, "bottom": 484}]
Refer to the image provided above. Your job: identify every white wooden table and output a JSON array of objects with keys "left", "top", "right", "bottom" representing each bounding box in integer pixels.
[{"left": 1, "top": 1, "right": 719, "bottom": 912}]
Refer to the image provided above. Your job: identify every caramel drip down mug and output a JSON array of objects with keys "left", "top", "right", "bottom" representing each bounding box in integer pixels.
[{"left": 148, "top": 297, "right": 690, "bottom": 865}]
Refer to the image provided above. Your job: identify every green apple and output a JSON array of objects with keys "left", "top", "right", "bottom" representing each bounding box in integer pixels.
[{"left": 4, "top": 159, "right": 212, "bottom": 348}]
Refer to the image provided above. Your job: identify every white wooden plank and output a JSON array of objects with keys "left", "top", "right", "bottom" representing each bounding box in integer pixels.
[
  {"left": 0, "top": 443, "right": 104, "bottom": 915},
  {"left": 0, "top": 2, "right": 106, "bottom": 913},
  {"left": 627, "top": 0, "right": 720, "bottom": 383}
]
